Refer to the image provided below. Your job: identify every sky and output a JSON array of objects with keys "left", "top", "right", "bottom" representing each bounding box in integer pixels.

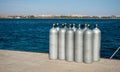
[{"left": 0, "top": 0, "right": 120, "bottom": 16}]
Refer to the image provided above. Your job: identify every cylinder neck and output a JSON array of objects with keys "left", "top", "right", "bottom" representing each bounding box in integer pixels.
[
  {"left": 73, "top": 24, "right": 75, "bottom": 28},
  {"left": 55, "top": 23, "right": 58, "bottom": 28},
  {"left": 78, "top": 24, "right": 81, "bottom": 29},
  {"left": 62, "top": 24, "right": 65, "bottom": 28},
  {"left": 87, "top": 24, "right": 91, "bottom": 29},
  {"left": 94, "top": 24, "right": 98, "bottom": 28},
  {"left": 53, "top": 24, "right": 56, "bottom": 28},
  {"left": 69, "top": 24, "right": 73, "bottom": 28},
  {"left": 64, "top": 23, "right": 67, "bottom": 28},
  {"left": 85, "top": 24, "right": 87, "bottom": 28}
]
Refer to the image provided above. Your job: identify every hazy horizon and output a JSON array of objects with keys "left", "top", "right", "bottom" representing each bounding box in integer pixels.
[{"left": 0, "top": 0, "right": 120, "bottom": 16}]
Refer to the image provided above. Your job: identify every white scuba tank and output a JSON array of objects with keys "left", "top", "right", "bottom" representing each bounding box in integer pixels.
[
  {"left": 93, "top": 24, "right": 101, "bottom": 62},
  {"left": 58, "top": 24, "right": 66, "bottom": 60},
  {"left": 83, "top": 24, "right": 93, "bottom": 63},
  {"left": 75, "top": 24, "right": 83, "bottom": 62},
  {"left": 49, "top": 24, "right": 58, "bottom": 60},
  {"left": 65, "top": 24, "right": 74, "bottom": 61}
]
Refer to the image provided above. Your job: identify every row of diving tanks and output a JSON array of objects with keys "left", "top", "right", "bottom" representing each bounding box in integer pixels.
[{"left": 49, "top": 23, "right": 101, "bottom": 64}]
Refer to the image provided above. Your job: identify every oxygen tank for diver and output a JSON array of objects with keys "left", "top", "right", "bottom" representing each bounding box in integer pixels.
[
  {"left": 83, "top": 24, "right": 93, "bottom": 63},
  {"left": 49, "top": 24, "right": 58, "bottom": 60},
  {"left": 93, "top": 24, "right": 101, "bottom": 62},
  {"left": 75, "top": 24, "right": 83, "bottom": 62},
  {"left": 58, "top": 24, "right": 66, "bottom": 60},
  {"left": 65, "top": 24, "right": 74, "bottom": 61}
]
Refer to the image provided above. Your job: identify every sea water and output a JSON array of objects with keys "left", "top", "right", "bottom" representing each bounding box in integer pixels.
[{"left": 0, "top": 18, "right": 120, "bottom": 59}]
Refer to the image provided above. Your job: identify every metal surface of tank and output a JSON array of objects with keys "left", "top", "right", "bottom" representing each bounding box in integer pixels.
[
  {"left": 75, "top": 24, "right": 83, "bottom": 62},
  {"left": 93, "top": 24, "right": 101, "bottom": 61},
  {"left": 65, "top": 24, "right": 74, "bottom": 61},
  {"left": 58, "top": 24, "right": 66, "bottom": 60},
  {"left": 83, "top": 24, "right": 93, "bottom": 63},
  {"left": 49, "top": 24, "right": 58, "bottom": 60}
]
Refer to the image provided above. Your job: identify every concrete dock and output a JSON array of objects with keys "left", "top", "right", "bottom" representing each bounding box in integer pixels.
[{"left": 0, "top": 50, "right": 120, "bottom": 72}]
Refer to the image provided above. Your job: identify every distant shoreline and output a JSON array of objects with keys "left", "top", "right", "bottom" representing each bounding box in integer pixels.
[
  {"left": 0, "top": 15, "right": 120, "bottom": 19},
  {"left": 0, "top": 18, "right": 120, "bottom": 19}
]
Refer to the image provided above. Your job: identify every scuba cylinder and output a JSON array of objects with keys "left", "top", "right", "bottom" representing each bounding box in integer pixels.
[
  {"left": 58, "top": 24, "right": 66, "bottom": 60},
  {"left": 49, "top": 24, "right": 58, "bottom": 60},
  {"left": 65, "top": 24, "right": 74, "bottom": 61},
  {"left": 93, "top": 24, "right": 101, "bottom": 62},
  {"left": 83, "top": 24, "right": 93, "bottom": 63},
  {"left": 75, "top": 24, "right": 83, "bottom": 62}
]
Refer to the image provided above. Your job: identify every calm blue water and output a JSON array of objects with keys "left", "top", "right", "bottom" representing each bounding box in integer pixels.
[{"left": 0, "top": 19, "right": 120, "bottom": 59}]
